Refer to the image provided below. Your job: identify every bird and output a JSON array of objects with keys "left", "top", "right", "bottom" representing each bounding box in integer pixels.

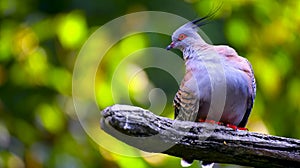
[{"left": 166, "top": 14, "right": 256, "bottom": 168}]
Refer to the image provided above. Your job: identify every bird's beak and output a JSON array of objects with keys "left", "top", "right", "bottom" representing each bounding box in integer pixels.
[{"left": 166, "top": 42, "right": 175, "bottom": 50}]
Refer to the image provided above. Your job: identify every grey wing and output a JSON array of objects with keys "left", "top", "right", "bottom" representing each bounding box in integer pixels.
[
  {"left": 173, "top": 86, "right": 200, "bottom": 122},
  {"left": 238, "top": 59, "right": 256, "bottom": 127}
]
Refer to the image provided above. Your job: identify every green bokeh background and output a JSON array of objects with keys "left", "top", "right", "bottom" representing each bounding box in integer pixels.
[{"left": 1, "top": 0, "right": 300, "bottom": 167}]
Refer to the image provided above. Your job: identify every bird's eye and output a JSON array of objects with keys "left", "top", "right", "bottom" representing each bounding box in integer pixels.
[{"left": 178, "top": 34, "right": 187, "bottom": 41}]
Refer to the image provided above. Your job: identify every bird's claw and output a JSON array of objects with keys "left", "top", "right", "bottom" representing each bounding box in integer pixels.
[
  {"left": 225, "top": 124, "right": 248, "bottom": 131},
  {"left": 198, "top": 119, "right": 248, "bottom": 131}
]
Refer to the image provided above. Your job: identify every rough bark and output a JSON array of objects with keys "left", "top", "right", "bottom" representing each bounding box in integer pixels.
[{"left": 100, "top": 104, "right": 300, "bottom": 168}]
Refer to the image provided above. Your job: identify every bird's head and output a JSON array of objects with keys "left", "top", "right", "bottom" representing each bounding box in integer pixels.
[{"left": 166, "top": 14, "right": 215, "bottom": 51}]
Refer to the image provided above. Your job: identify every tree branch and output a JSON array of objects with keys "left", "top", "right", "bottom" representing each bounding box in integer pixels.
[{"left": 100, "top": 104, "right": 300, "bottom": 168}]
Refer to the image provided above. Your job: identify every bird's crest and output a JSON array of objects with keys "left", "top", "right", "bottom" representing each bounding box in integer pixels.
[
  {"left": 168, "top": 3, "right": 222, "bottom": 50},
  {"left": 185, "top": 4, "right": 222, "bottom": 30}
]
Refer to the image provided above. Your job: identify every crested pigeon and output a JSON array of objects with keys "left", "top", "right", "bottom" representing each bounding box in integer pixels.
[{"left": 166, "top": 15, "right": 256, "bottom": 168}]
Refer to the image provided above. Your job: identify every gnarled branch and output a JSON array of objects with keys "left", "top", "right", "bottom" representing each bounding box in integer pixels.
[{"left": 100, "top": 104, "right": 300, "bottom": 168}]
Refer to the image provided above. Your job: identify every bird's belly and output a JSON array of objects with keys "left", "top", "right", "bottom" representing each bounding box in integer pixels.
[{"left": 196, "top": 69, "right": 249, "bottom": 125}]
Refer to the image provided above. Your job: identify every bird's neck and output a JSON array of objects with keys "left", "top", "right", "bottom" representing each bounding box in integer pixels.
[{"left": 182, "top": 43, "right": 211, "bottom": 61}]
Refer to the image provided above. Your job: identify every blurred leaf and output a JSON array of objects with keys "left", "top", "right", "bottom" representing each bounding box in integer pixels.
[
  {"left": 287, "top": 78, "right": 300, "bottom": 108},
  {"left": 14, "top": 119, "right": 38, "bottom": 145},
  {"left": 0, "top": 20, "right": 16, "bottom": 62},
  {"left": 32, "top": 18, "right": 56, "bottom": 42},
  {"left": 226, "top": 18, "right": 250, "bottom": 48},
  {"left": 56, "top": 11, "right": 88, "bottom": 49},
  {"left": 46, "top": 67, "right": 72, "bottom": 95},
  {"left": 113, "top": 155, "right": 148, "bottom": 168},
  {"left": 96, "top": 77, "right": 114, "bottom": 108},
  {"left": 13, "top": 26, "right": 39, "bottom": 60},
  {"left": 0, "top": 0, "right": 16, "bottom": 16},
  {"left": 36, "top": 103, "right": 65, "bottom": 134}
]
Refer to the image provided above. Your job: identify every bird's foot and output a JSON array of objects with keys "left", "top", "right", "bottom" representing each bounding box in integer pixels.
[
  {"left": 198, "top": 119, "right": 248, "bottom": 131},
  {"left": 225, "top": 124, "right": 248, "bottom": 131},
  {"left": 198, "top": 119, "right": 223, "bottom": 125}
]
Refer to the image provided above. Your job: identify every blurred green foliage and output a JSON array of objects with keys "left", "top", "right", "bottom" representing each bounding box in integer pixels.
[{"left": 0, "top": 0, "right": 300, "bottom": 167}]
